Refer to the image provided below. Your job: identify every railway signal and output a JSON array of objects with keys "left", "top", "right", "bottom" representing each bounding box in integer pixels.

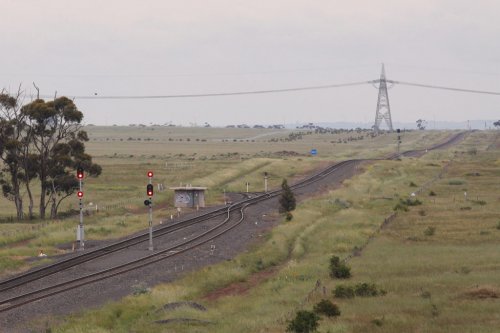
[
  {"left": 146, "top": 171, "right": 154, "bottom": 251},
  {"left": 264, "top": 172, "right": 268, "bottom": 193},
  {"left": 76, "top": 167, "right": 85, "bottom": 251},
  {"left": 77, "top": 167, "right": 84, "bottom": 179},
  {"left": 396, "top": 128, "right": 402, "bottom": 155}
]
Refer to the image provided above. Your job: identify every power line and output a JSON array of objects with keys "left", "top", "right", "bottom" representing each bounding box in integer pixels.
[
  {"left": 33, "top": 78, "right": 500, "bottom": 100},
  {"left": 387, "top": 80, "right": 500, "bottom": 96},
  {"left": 38, "top": 81, "right": 371, "bottom": 100}
]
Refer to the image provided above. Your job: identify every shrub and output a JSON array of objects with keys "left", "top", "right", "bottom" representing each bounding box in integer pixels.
[
  {"left": 132, "top": 283, "right": 151, "bottom": 295},
  {"left": 393, "top": 202, "right": 408, "bottom": 212},
  {"left": 286, "top": 212, "right": 293, "bottom": 221},
  {"left": 354, "top": 283, "right": 379, "bottom": 297},
  {"left": 329, "top": 256, "right": 351, "bottom": 279},
  {"left": 449, "top": 179, "right": 465, "bottom": 185},
  {"left": 333, "top": 285, "right": 355, "bottom": 298},
  {"left": 287, "top": 310, "right": 320, "bottom": 333},
  {"left": 280, "top": 179, "right": 296, "bottom": 213},
  {"left": 409, "top": 181, "right": 417, "bottom": 187},
  {"left": 424, "top": 226, "right": 436, "bottom": 236},
  {"left": 418, "top": 209, "right": 426, "bottom": 216},
  {"left": 496, "top": 221, "right": 500, "bottom": 230},
  {"left": 335, "top": 283, "right": 386, "bottom": 298},
  {"left": 429, "top": 190, "right": 436, "bottom": 196},
  {"left": 313, "top": 299, "right": 341, "bottom": 317}
]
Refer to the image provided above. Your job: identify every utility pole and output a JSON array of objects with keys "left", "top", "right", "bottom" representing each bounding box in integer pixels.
[{"left": 246, "top": 181, "right": 250, "bottom": 193}]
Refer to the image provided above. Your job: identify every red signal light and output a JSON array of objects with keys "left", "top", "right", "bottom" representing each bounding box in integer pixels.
[
  {"left": 147, "top": 184, "right": 154, "bottom": 197},
  {"left": 77, "top": 167, "right": 84, "bottom": 179},
  {"left": 147, "top": 171, "right": 153, "bottom": 178},
  {"left": 77, "top": 191, "right": 84, "bottom": 198}
]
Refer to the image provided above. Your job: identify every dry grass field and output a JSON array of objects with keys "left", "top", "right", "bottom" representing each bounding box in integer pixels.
[
  {"left": 0, "top": 127, "right": 500, "bottom": 333},
  {"left": 36, "top": 129, "right": 500, "bottom": 333}
]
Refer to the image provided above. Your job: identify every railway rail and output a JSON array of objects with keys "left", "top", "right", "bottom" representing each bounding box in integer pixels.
[{"left": 0, "top": 131, "right": 466, "bottom": 313}]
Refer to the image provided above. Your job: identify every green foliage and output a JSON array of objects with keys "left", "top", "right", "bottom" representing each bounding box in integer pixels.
[
  {"left": 409, "top": 181, "right": 417, "bottom": 187},
  {"left": 313, "top": 299, "right": 341, "bottom": 317},
  {"left": 286, "top": 212, "right": 293, "bottom": 221},
  {"left": 334, "top": 283, "right": 386, "bottom": 298},
  {"left": 496, "top": 221, "right": 500, "bottom": 230},
  {"left": 354, "top": 283, "right": 383, "bottom": 297},
  {"left": 329, "top": 255, "right": 351, "bottom": 279},
  {"left": 333, "top": 285, "right": 355, "bottom": 298},
  {"left": 132, "top": 283, "right": 151, "bottom": 296},
  {"left": 287, "top": 310, "right": 320, "bottom": 333},
  {"left": 279, "top": 179, "right": 296, "bottom": 213},
  {"left": 448, "top": 179, "right": 465, "bottom": 185},
  {"left": 394, "top": 198, "right": 422, "bottom": 211},
  {"left": 429, "top": 190, "right": 436, "bottom": 196}
]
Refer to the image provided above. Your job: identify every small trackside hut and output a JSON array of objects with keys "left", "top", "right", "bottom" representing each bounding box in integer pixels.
[{"left": 171, "top": 186, "right": 207, "bottom": 208}]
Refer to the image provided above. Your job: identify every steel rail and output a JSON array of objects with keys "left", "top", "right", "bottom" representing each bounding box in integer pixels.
[{"left": 0, "top": 202, "right": 251, "bottom": 312}]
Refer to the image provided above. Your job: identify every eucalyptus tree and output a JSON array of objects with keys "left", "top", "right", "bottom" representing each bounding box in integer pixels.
[
  {"left": 22, "top": 97, "right": 101, "bottom": 219},
  {"left": 0, "top": 90, "right": 28, "bottom": 219}
]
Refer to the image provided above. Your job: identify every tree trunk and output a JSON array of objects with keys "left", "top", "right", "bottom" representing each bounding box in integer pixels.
[
  {"left": 26, "top": 182, "right": 34, "bottom": 219},
  {"left": 12, "top": 175, "right": 24, "bottom": 220},
  {"left": 39, "top": 185, "right": 46, "bottom": 220},
  {"left": 14, "top": 193, "right": 24, "bottom": 220},
  {"left": 50, "top": 194, "right": 57, "bottom": 219}
]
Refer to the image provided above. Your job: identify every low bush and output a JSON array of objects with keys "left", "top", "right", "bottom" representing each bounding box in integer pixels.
[
  {"left": 429, "top": 190, "right": 436, "bottom": 196},
  {"left": 334, "top": 283, "right": 386, "bottom": 298},
  {"left": 409, "top": 181, "right": 418, "bottom": 187},
  {"left": 333, "top": 285, "right": 355, "bottom": 298},
  {"left": 449, "top": 179, "right": 465, "bottom": 185},
  {"left": 394, "top": 198, "right": 422, "bottom": 211},
  {"left": 313, "top": 299, "right": 341, "bottom": 317},
  {"left": 287, "top": 310, "right": 320, "bottom": 333},
  {"left": 329, "top": 255, "right": 351, "bottom": 279},
  {"left": 354, "top": 283, "right": 380, "bottom": 297}
]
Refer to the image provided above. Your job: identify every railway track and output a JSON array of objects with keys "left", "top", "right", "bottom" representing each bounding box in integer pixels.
[{"left": 0, "top": 131, "right": 466, "bottom": 313}]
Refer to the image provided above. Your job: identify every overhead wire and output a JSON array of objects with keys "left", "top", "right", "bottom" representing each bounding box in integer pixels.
[
  {"left": 33, "top": 79, "right": 500, "bottom": 100},
  {"left": 37, "top": 81, "right": 372, "bottom": 100},
  {"left": 387, "top": 80, "right": 500, "bottom": 96}
]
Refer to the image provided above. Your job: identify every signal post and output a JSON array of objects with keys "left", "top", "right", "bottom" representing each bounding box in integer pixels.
[
  {"left": 144, "top": 171, "right": 154, "bottom": 251},
  {"left": 76, "top": 167, "right": 85, "bottom": 251}
]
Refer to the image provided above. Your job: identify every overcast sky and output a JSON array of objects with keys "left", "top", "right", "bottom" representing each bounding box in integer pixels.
[{"left": 1, "top": 0, "right": 499, "bottom": 127}]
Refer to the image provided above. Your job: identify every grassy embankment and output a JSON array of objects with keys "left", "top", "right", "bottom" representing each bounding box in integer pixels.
[{"left": 49, "top": 132, "right": 498, "bottom": 332}]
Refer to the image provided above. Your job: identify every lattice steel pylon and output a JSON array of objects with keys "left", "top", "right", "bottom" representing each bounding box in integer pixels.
[{"left": 373, "top": 64, "right": 393, "bottom": 132}]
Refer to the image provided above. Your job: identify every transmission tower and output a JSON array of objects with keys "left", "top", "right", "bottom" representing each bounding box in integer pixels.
[{"left": 373, "top": 64, "right": 393, "bottom": 132}]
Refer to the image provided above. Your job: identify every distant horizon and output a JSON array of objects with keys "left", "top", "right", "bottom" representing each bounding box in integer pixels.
[{"left": 83, "top": 119, "right": 498, "bottom": 130}]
